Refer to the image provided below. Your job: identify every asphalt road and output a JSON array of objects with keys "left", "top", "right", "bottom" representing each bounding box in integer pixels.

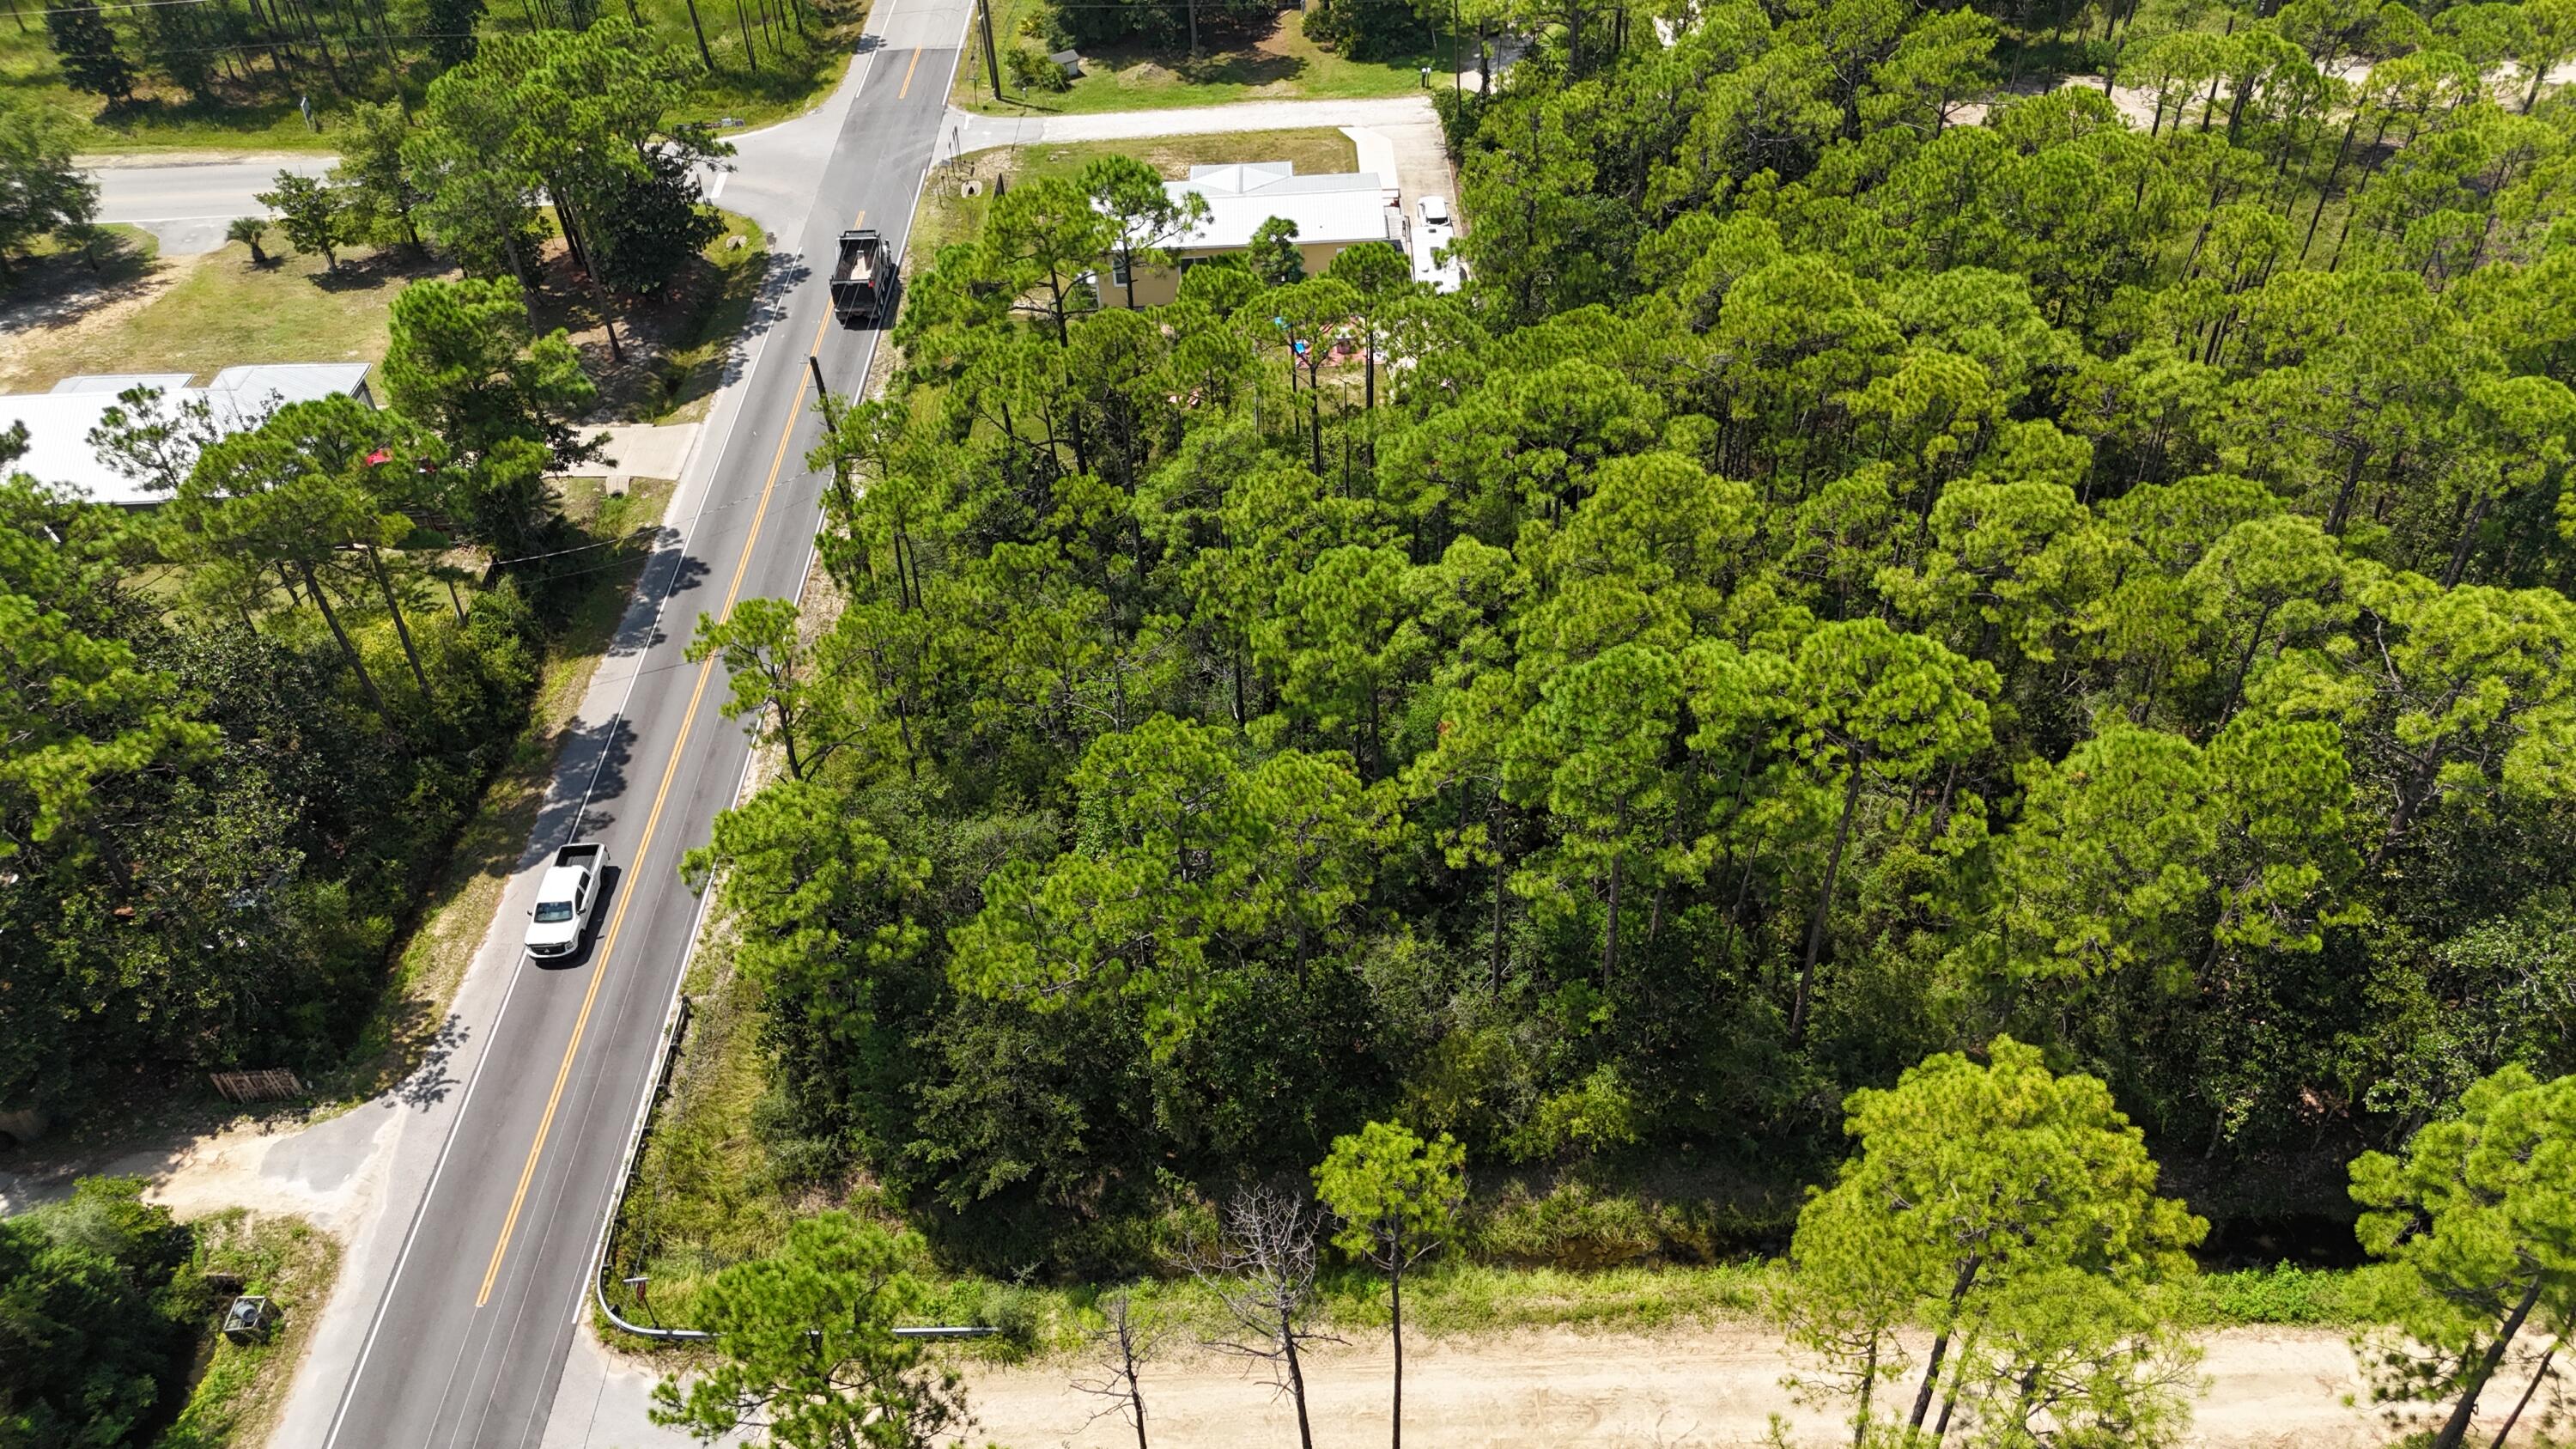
[
  {"left": 91, "top": 157, "right": 331, "bottom": 254},
  {"left": 310, "top": 20, "right": 965, "bottom": 1449}
]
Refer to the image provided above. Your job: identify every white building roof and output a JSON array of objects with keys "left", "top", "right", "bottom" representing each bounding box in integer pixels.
[
  {"left": 206, "top": 363, "right": 374, "bottom": 398},
  {"left": 1166, "top": 162, "right": 1399, "bottom": 252},
  {"left": 1, "top": 364, "right": 374, "bottom": 508},
  {"left": 51, "top": 373, "right": 195, "bottom": 395}
]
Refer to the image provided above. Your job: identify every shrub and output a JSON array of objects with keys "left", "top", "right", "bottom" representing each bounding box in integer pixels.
[
  {"left": 1467, "top": 1179, "right": 1680, "bottom": 1269},
  {"left": 1005, "top": 45, "right": 1071, "bottom": 92},
  {"left": 2191, "top": 1263, "right": 2372, "bottom": 1325},
  {"left": 1297, "top": 0, "right": 1431, "bottom": 60},
  {"left": 0, "top": 1178, "right": 208, "bottom": 1446},
  {"left": 1431, "top": 87, "right": 1485, "bottom": 161}
]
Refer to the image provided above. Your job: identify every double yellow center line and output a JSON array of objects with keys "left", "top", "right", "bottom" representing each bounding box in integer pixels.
[{"left": 474, "top": 281, "right": 849, "bottom": 1307}]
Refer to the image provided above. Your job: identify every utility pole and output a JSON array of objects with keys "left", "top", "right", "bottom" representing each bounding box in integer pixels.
[
  {"left": 808, "top": 354, "right": 837, "bottom": 427},
  {"left": 808, "top": 355, "right": 857, "bottom": 518},
  {"left": 978, "top": 0, "right": 1003, "bottom": 99}
]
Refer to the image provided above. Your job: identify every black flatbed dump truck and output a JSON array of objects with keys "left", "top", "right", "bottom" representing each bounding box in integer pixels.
[{"left": 830, "top": 228, "right": 896, "bottom": 326}]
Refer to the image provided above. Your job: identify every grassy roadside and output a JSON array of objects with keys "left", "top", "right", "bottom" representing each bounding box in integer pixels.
[
  {"left": 642, "top": 211, "right": 771, "bottom": 423},
  {"left": 1, "top": 1, "right": 858, "bottom": 156},
  {"left": 608, "top": 938, "right": 2382, "bottom": 1361},
  {"left": 321, "top": 473, "right": 677, "bottom": 1106},
  {"left": 153, "top": 1213, "right": 340, "bottom": 1449},
  {"left": 607, "top": 922, "right": 801, "bottom": 1331},
  {"left": 955, "top": 0, "right": 1455, "bottom": 116},
  {"left": 973, "top": 1253, "right": 2379, "bottom": 1358}
]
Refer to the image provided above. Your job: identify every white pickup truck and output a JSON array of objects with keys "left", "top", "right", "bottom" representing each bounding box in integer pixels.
[{"left": 525, "top": 842, "right": 608, "bottom": 959}]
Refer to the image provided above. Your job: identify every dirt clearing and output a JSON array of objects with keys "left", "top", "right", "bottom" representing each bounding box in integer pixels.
[{"left": 965, "top": 1324, "right": 2397, "bottom": 1447}]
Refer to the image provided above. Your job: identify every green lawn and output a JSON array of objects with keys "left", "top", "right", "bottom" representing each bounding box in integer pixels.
[
  {"left": 957, "top": 1, "right": 1456, "bottom": 115},
  {"left": 0, "top": 233, "right": 440, "bottom": 394},
  {"left": 0, "top": 0, "right": 857, "bottom": 156},
  {"left": 0, "top": 19, "right": 347, "bottom": 154},
  {"left": 0, "top": 219, "right": 158, "bottom": 320},
  {"left": 1, "top": 207, "right": 763, "bottom": 417},
  {"left": 916, "top": 127, "right": 1359, "bottom": 259}
]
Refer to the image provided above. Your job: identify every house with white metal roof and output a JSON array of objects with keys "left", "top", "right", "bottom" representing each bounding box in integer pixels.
[
  {"left": 1109, "top": 162, "right": 1403, "bottom": 307},
  {"left": 1, "top": 363, "right": 375, "bottom": 508}
]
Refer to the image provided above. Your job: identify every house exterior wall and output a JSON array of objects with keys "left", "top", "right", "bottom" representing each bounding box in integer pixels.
[{"left": 1117, "top": 239, "right": 1373, "bottom": 307}]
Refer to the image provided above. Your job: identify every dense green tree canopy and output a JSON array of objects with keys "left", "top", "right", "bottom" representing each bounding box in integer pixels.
[
  {"left": 0, "top": 1179, "right": 205, "bottom": 1448},
  {"left": 650, "top": 1214, "right": 970, "bottom": 1449},
  {"left": 0, "top": 94, "right": 98, "bottom": 270},
  {"left": 0, "top": 326, "right": 592, "bottom": 1113},
  {"left": 662, "top": 0, "right": 2576, "bottom": 1289}
]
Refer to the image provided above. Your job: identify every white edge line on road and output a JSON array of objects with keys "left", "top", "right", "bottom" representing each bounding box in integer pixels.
[
  {"left": 310, "top": 39, "right": 884, "bottom": 1436},
  {"left": 99, "top": 211, "right": 279, "bottom": 222},
  {"left": 568, "top": 23, "right": 973, "bottom": 1360},
  {"left": 319, "top": 469, "right": 711, "bottom": 1449},
  {"left": 317, "top": 923, "right": 533, "bottom": 1449}
]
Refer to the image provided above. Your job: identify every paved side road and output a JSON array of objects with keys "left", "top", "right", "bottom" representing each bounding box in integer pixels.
[
  {"left": 90, "top": 156, "right": 331, "bottom": 254},
  {"left": 70, "top": 72, "right": 857, "bottom": 257},
  {"left": 951, "top": 93, "right": 1437, "bottom": 152}
]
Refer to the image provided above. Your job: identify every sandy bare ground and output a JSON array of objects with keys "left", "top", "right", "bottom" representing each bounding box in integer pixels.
[
  {"left": 0, "top": 249, "right": 203, "bottom": 392},
  {"left": 963, "top": 1324, "right": 2415, "bottom": 1449}
]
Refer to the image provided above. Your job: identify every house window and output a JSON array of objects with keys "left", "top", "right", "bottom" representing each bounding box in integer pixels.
[{"left": 1111, "top": 253, "right": 1132, "bottom": 286}]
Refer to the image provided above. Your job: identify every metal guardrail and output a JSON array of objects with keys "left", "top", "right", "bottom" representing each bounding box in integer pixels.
[
  {"left": 591, "top": 991, "right": 714, "bottom": 1342},
  {"left": 582, "top": 984, "right": 1002, "bottom": 1348}
]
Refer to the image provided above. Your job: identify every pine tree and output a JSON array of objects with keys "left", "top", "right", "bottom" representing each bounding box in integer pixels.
[
  {"left": 424, "top": 0, "right": 482, "bottom": 70},
  {"left": 46, "top": 0, "right": 137, "bottom": 104}
]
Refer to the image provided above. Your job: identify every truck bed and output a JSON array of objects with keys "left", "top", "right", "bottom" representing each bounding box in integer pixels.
[{"left": 833, "top": 229, "right": 884, "bottom": 283}]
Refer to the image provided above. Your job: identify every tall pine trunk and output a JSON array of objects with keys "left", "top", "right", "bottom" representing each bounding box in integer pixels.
[
  {"left": 1794, "top": 761, "right": 1866, "bottom": 1043},
  {"left": 362, "top": 543, "right": 431, "bottom": 697},
  {"left": 1908, "top": 1257, "right": 1985, "bottom": 1431},
  {"left": 2433, "top": 1274, "right": 2545, "bottom": 1449},
  {"left": 1389, "top": 1264, "right": 1406, "bottom": 1449},
  {"left": 300, "top": 557, "right": 388, "bottom": 715}
]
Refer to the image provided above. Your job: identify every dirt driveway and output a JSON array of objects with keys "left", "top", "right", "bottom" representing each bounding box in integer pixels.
[{"left": 965, "top": 1324, "right": 2402, "bottom": 1448}]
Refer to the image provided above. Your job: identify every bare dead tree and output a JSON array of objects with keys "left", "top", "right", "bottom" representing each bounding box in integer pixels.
[
  {"left": 1184, "top": 1182, "right": 1337, "bottom": 1449},
  {"left": 1070, "top": 1291, "right": 1165, "bottom": 1449}
]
